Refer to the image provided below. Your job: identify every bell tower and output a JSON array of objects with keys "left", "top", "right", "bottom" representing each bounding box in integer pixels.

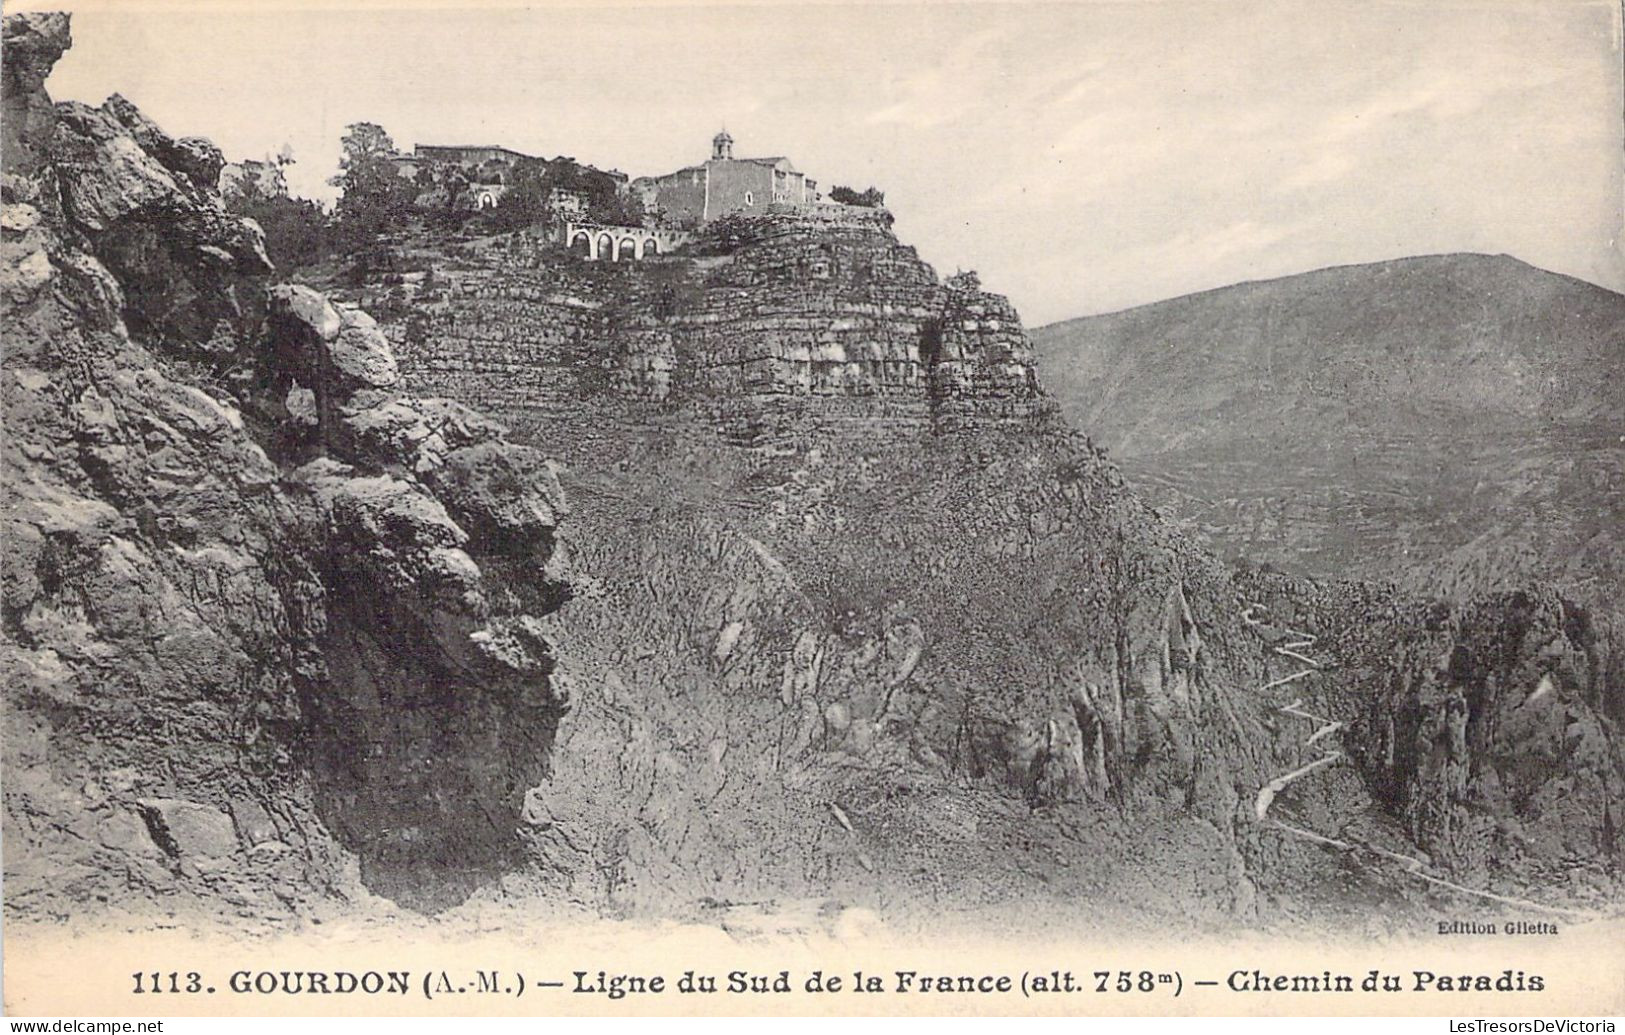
[{"left": 711, "top": 128, "right": 734, "bottom": 161}]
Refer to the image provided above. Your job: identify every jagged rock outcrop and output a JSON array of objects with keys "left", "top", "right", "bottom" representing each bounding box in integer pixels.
[
  {"left": 265, "top": 285, "right": 571, "bottom": 909},
  {"left": 1, "top": 12, "right": 69, "bottom": 177},
  {"left": 2, "top": 11, "right": 570, "bottom": 922},
  {"left": 1246, "top": 575, "right": 1625, "bottom": 894},
  {"left": 48, "top": 90, "right": 272, "bottom": 356}
]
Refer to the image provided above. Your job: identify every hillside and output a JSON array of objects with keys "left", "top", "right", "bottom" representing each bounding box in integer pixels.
[
  {"left": 1031, "top": 255, "right": 1625, "bottom": 611},
  {"left": 4, "top": 13, "right": 1621, "bottom": 940}
]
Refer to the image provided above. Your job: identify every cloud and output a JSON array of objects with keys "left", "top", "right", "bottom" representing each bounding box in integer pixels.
[
  {"left": 1278, "top": 150, "right": 1357, "bottom": 193},
  {"left": 865, "top": 26, "right": 1014, "bottom": 129},
  {"left": 1149, "top": 219, "right": 1314, "bottom": 269}
]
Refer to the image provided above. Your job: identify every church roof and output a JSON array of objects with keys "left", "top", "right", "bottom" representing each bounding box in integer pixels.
[{"left": 734, "top": 156, "right": 798, "bottom": 172}]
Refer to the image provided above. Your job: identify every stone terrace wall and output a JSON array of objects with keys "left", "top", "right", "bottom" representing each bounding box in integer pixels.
[{"left": 360, "top": 215, "right": 1052, "bottom": 454}]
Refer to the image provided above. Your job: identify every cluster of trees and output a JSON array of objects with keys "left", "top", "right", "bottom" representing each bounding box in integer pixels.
[
  {"left": 480, "top": 155, "right": 643, "bottom": 233},
  {"left": 329, "top": 123, "right": 643, "bottom": 239},
  {"left": 327, "top": 122, "right": 420, "bottom": 251},
  {"left": 220, "top": 121, "right": 645, "bottom": 275},
  {"left": 219, "top": 150, "right": 332, "bottom": 272}
]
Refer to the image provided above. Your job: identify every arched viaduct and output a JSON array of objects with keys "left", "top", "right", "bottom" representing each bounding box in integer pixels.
[{"left": 564, "top": 221, "right": 690, "bottom": 262}]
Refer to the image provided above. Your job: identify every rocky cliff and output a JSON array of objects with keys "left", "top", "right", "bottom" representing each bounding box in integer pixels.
[
  {"left": 362, "top": 213, "right": 1044, "bottom": 457},
  {"left": 2, "top": 12, "right": 570, "bottom": 923}
]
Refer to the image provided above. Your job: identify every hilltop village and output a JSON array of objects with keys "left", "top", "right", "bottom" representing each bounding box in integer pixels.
[{"left": 222, "top": 127, "right": 880, "bottom": 266}]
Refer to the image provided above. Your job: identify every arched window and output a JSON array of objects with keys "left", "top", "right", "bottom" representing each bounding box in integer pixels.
[
  {"left": 744, "top": 191, "right": 754, "bottom": 206},
  {"left": 644, "top": 238, "right": 660, "bottom": 256}
]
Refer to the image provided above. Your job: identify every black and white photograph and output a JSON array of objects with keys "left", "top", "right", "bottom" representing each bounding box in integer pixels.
[{"left": 2, "top": 0, "right": 1622, "bottom": 1021}]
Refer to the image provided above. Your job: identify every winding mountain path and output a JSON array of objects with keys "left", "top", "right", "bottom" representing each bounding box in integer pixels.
[{"left": 1241, "top": 602, "right": 1584, "bottom": 918}]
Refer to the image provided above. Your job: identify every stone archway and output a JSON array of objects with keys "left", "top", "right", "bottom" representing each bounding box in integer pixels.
[{"left": 565, "top": 223, "right": 684, "bottom": 263}]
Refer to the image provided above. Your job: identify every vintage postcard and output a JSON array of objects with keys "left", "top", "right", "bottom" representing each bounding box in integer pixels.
[{"left": 2, "top": 0, "right": 1622, "bottom": 1020}]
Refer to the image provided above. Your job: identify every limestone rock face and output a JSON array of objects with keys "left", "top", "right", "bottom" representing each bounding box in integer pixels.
[
  {"left": 100, "top": 93, "right": 227, "bottom": 191},
  {"left": 674, "top": 217, "right": 1041, "bottom": 408},
  {"left": 136, "top": 799, "right": 240, "bottom": 861},
  {"left": 1278, "top": 580, "right": 1625, "bottom": 883},
  {"left": 380, "top": 214, "right": 1048, "bottom": 452},
  {"left": 1, "top": 11, "right": 571, "bottom": 923},
  {"left": 1, "top": 12, "right": 70, "bottom": 174},
  {"left": 46, "top": 91, "right": 271, "bottom": 357},
  {"left": 422, "top": 441, "right": 566, "bottom": 556}
]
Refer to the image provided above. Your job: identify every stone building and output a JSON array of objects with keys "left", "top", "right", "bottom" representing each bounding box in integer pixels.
[
  {"left": 414, "top": 143, "right": 533, "bottom": 169},
  {"left": 394, "top": 144, "right": 536, "bottom": 186},
  {"left": 632, "top": 130, "right": 820, "bottom": 228}
]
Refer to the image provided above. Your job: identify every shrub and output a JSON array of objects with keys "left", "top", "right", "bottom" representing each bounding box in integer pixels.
[{"left": 828, "top": 185, "right": 885, "bottom": 208}]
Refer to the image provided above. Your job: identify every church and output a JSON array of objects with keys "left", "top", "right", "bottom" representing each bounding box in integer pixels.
[{"left": 631, "top": 130, "right": 820, "bottom": 228}]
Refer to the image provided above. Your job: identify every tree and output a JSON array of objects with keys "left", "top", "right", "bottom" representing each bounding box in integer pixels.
[
  {"left": 419, "top": 163, "right": 477, "bottom": 231},
  {"left": 542, "top": 158, "right": 642, "bottom": 226},
  {"left": 334, "top": 122, "right": 394, "bottom": 173},
  {"left": 482, "top": 158, "right": 551, "bottom": 231},
  {"left": 221, "top": 150, "right": 329, "bottom": 273},
  {"left": 328, "top": 122, "right": 416, "bottom": 253},
  {"left": 482, "top": 157, "right": 644, "bottom": 233},
  {"left": 829, "top": 185, "right": 885, "bottom": 208}
]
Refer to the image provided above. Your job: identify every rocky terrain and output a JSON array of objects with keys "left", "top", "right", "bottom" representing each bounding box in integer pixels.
[
  {"left": 3, "top": 11, "right": 1620, "bottom": 938},
  {"left": 3, "top": 12, "right": 570, "bottom": 922},
  {"left": 1031, "top": 256, "right": 1625, "bottom": 792}
]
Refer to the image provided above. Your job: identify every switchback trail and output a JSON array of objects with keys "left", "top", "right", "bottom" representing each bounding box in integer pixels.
[{"left": 1241, "top": 603, "right": 1584, "bottom": 918}]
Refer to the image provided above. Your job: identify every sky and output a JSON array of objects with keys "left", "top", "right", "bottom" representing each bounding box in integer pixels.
[{"left": 17, "top": 0, "right": 1625, "bottom": 326}]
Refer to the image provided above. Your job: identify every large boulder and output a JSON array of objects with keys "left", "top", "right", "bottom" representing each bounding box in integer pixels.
[{"left": 1, "top": 12, "right": 70, "bottom": 174}]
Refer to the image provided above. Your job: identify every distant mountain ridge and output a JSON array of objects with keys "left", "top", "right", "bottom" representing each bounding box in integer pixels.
[
  {"left": 1039, "top": 253, "right": 1623, "bottom": 449},
  {"left": 1031, "top": 251, "right": 1625, "bottom": 626}
]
